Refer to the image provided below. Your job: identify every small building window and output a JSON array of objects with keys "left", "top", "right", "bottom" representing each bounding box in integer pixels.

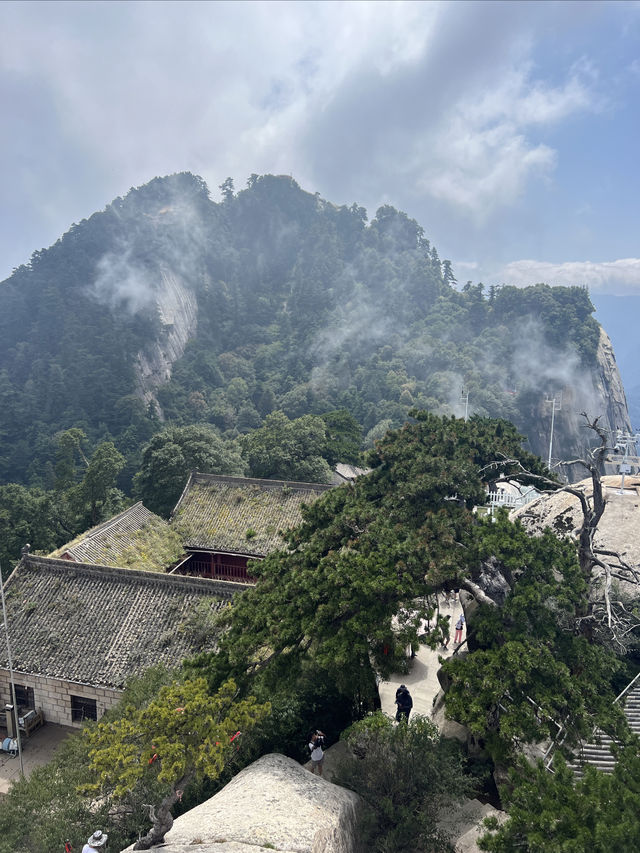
[
  {"left": 14, "top": 684, "right": 35, "bottom": 709},
  {"left": 70, "top": 695, "right": 97, "bottom": 723}
]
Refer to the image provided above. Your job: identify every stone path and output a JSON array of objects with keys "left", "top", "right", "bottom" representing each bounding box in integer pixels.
[
  {"left": 0, "top": 722, "right": 75, "bottom": 794},
  {"left": 378, "top": 595, "right": 465, "bottom": 721}
]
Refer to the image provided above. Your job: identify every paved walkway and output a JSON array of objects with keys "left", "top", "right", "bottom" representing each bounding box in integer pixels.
[
  {"left": 0, "top": 723, "right": 76, "bottom": 794},
  {"left": 378, "top": 596, "right": 465, "bottom": 721}
]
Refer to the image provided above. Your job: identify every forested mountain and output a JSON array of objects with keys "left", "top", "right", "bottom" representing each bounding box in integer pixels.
[{"left": 0, "top": 172, "right": 630, "bottom": 490}]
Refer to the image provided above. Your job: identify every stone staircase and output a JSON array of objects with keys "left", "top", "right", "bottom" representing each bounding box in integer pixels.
[{"left": 567, "top": 681, "right": 640, "bottom": 778}]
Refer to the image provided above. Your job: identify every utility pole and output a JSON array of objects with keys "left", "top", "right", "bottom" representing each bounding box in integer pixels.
[
  {"left": 461, "top": 387, "right": 469, "bottom": 422},
  {"left": 545, "top": 393, "right": 562, "bottom": 470},
  {"left": 0, "top": 558, "right": 24, "bottom": 776},
  {"left": 613, "top": 430, "right": 640, "bottom": 494}
]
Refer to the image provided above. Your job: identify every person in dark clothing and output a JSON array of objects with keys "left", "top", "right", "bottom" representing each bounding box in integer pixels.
[{"left": 394, "top": 684, "right": 413, "bottom": 722}]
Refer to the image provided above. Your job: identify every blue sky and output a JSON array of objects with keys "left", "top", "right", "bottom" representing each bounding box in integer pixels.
[{"left": 1, "top": 0, "right": 638, "bottom": 388}]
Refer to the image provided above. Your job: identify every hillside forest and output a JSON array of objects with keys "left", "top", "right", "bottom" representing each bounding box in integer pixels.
[
  {"left": 0, "top": 173, "right": 638, "bottom": 850},
  {"left": 0, "top": 173, "right": 612, "bottom": 571},
  {"left": 1, "top": 413, "right": 640, "bottom": 853}
]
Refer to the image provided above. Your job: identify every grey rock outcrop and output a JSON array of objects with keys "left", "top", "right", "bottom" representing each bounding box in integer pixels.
[
  {"left": 558, "top": 329, "right": 632, "bottom": 481},
  {"left": 135, "top": 268, "right": 198, "bottom": 416},
  {"left": 511, "top": 474, "right": 640, "bottom": 592},
  {"left": 523, "top": 328, "right": 631, "bottom": 480},
  {"left": 593, "top": 328, "right": 631, "bottom": 437},
  {"left": 121, "top": 753, "right": 362, "bottom": 853},
  {"left": 438, "top": 798, "right": 507, "bottom": 853}
]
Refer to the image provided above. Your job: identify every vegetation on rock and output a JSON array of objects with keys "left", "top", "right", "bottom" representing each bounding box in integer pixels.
[{"left": 336, "top": 713, "right": 473, "bottom": 852}]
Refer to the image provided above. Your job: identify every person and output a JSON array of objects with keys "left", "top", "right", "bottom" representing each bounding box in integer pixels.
[
  {"left": 395, "top": 684, "right": 413, "bottom": 722},
  {"left": 82, "top": 830, "right": 108, "bottom": 852},
  {"left": 454, "top": 613, "right": 465, "bottom": 644},
  {"left": 441, "top": 614, "right": 451, "bottom": 649},
  {"left": 308, "top": 730, "right": 325, "bottom": 776}
]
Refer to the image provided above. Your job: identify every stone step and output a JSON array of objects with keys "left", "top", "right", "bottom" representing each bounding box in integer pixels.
[
  {"left": 559, "top": 679, "right": 640, "bottom": 778},
  {"left": 579, "top": 756, "right": 615, "bottom": 767}
]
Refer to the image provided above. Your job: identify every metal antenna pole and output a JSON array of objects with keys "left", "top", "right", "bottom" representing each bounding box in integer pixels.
[
  {"left": 545, "top": 397, "right": 556, "bottom": 469},
  {"left": 544, "top": 393, "right": 563, "bottom": 470},
  {"left": 616, "top": 431, "right": 640, "bottom": 495},
  {"left": 0, "top": 559, "right": 24, "bottom": 776},
  {"left": 461, "top": 387, "right": 469, "bottom": 422},
  {"left": 620, "top": 431, "right": 628, "bottom": 494}
]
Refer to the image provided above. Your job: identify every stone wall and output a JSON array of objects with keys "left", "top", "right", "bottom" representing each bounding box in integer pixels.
[{"left": 0, "top": 669, "right": 121, "bottom": 727}]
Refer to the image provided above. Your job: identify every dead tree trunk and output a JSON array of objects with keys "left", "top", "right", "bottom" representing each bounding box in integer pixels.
[
  {"left": 134, "top": 778, "right": 190, "bottom": 850},
  {"left": 484, "top": 414, "right": 640, "bottom": 649}
]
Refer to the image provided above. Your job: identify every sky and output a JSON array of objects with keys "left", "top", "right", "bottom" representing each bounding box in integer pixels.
[{"left": 1, "top": 0, "right": 639, "bottom": 389}]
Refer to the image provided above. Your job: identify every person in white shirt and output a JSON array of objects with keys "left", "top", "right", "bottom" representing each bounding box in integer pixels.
[
  {"left": 308, "top": 730, "right": 325, "bottom": 776},
  {"left": 82, "top": 829, "right": 108, "bottom": 852}
]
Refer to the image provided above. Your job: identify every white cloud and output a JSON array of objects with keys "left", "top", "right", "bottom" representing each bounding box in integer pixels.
[
  {"left": 0, "top": 0, "right": 630, "bottom": 284},
  {"left": 409, "top": 60, "right": 595, "bottom": 218},
  {"left": 417, "top": 122, "right": 557, "bottom": 219},
  {"left": 498, "top": 258, "right": 640, "bottom": 294}
]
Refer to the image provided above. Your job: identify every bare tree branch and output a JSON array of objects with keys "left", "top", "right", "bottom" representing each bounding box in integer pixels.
[
  {"left": 482, "top": 414, "right": 640, "bottom": 651},
  {"left": 460, "top": 577, "right": 499, "bottom": 608}
]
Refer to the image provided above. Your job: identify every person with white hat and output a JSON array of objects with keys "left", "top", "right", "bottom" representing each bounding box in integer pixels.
[{"left": 82, "top": 830, "right": 108, "bottom": 852}]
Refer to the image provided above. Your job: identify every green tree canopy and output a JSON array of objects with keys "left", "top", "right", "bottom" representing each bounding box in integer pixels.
[
  {"left": 320, "top": 408, "right": 362, "bottom": 465},
  {"left": 199, "top": 413, "right": 550, "bottom": 694},
  {"left": 441, "top": 516, "right": 627, "bottom": 762},
  {"left": 240, "top": 411, "right": 333, "bottom": 483},
  {"left": 336, "top": 712, "right": 473, "bottom": 852},
  {"left": 480, "top": 749, "right": 640, "bottom": 852},
  {"left": 133, "top": 424, "right": 246, "bottom": 516},
  {"left": 85, "top": 677, "right": 270, "bottom": 848},
  {"left": 80, "top": 440, "right": 126, "bottom": 525},
  {"left": 0, "top": 484, "right": 64, "bottom": 575}
]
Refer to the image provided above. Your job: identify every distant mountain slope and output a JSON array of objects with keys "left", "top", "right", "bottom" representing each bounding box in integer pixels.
[
  {"left": 592, "top": 294, "right": 640, "bottom": 431},
  {"left": 0, "top": 172, "right": 630, "bottom": 485}
]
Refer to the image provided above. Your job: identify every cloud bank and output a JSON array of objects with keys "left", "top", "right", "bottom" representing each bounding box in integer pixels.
[
  {"left": 2, "top": 0, "right": 632, "bottom": 284},
  {"left": 498, "top": 258, "right": 640, "bottom": 295}
]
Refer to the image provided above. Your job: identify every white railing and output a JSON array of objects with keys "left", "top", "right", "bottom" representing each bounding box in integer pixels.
[{"left": 488, "top": 487, "right": 539, "bottom": 511}]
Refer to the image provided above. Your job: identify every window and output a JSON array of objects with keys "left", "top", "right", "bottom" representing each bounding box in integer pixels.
[
  {"left": 70, "top": 695, "right": 97, "bottom": 722},
  {"left": 13, "top": 684, "right": 34, "bottom": 709}
]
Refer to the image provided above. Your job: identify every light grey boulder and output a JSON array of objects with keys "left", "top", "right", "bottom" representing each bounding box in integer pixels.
[
  {"left": 438, "top": 798, "right": 506, "bottom": 853},
  {"left": 121, "top": 752, "right": 362, "bottom": 853}
]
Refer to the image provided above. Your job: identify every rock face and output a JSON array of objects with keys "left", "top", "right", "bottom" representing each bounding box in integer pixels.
[
  {"left": 512, "top": 474, "right": 640, "bottom": 591},
  {"left": 134, "top": 268, "right": 198, "bottom": 415},
  {"left": 594, "top": 329, "right": 631, "bottom": 434},
  {"left": 121, "top": 753, "right": 362, "bottom": 853},
  {"left": 523, "top": 329, "right": 631, "bottom": 480},
  {"left": 438, "top": 798, "right": 507, "bottom": 853}
]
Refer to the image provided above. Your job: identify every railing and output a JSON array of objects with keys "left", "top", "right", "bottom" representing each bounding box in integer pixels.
[
  {"left": 179, "top": 558, "right": 256, "bottom": 584},
  {"left": 543, "top": 672, "right": 640, "bottom": 773},
  {"left": 614, "top": 670, "right": 640, "bottom": 706},
  {"left": 488, "top": 487, "right": 539, "bottom": 510}
]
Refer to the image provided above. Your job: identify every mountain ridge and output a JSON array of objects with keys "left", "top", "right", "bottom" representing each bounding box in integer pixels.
[{"left": 0, "top": 171, "right": 630, "bottom": 486}]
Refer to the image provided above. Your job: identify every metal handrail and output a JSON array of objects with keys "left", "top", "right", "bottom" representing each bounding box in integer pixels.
[
  {"left": 614, "top": 670, "right": 640, "bottom": 705},
  {"left": 545, "top": 673, "right": 640, "bottom": 774}
]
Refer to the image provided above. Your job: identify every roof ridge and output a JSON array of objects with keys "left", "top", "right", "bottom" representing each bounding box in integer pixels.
[
  {"left": 188, "top": 472, "right": 334, "bottom": 492},
  {"left": 71, "top": 501, "right": 150, "bottom": 544},
  {"left": 19, "top": 553, "right": 245, "bottom": 596}
]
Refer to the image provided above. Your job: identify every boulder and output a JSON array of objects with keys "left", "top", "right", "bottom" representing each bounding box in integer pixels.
[
  {"left": 438, "top": 798, "right": 506, "bottom": 853},
  {"left": 121, "top": 752, "right": 362, "bottom": 853}
]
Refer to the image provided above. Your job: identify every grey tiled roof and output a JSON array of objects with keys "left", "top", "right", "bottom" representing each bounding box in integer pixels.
[
  {"left": 50, "top": 502, "right": 185, "bottom": 572},
  {"left": 171, "top": 473, "right": 333, "bottom": 557},
  {"left": 331, "top": 464, "right": 371, "bottom": 484},
  {"left": 1, "top": 555, "right": 244, "bottom": 689}
]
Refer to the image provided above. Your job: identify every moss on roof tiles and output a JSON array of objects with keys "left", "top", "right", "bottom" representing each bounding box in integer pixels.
[
  {"left": 50, "top": 502, "right": 185, "bottom": 572},
  {"left": 0, "top": 556, "right": 240, "bottom": 689},
  {"left": 171, "top": 474, "right": 331, "bottom": 555}
]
